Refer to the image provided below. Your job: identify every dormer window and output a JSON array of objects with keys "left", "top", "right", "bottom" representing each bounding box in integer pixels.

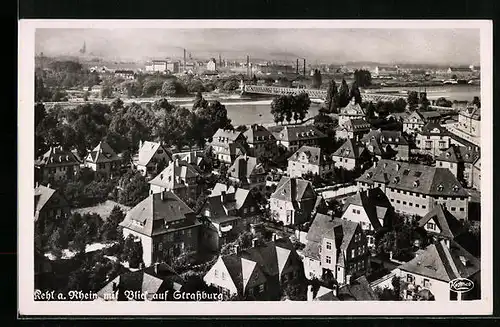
[
  {"left": 437, "top": 184, "right": 444, "bottom": 192},
  {"left": 452, "top": 185, "right": 459, "bottom": 192},
  {"left": 393, "top": 177, "right": 400, "bottom": 184},
  {"left": 413, "top": 180, "right": 420, "bottom": 188},
  {"left": 446, "top": 152, "right": 450, "bottom": 157},
  {"left": 366, "top": 172, "right": 373, "bottom": 178}
]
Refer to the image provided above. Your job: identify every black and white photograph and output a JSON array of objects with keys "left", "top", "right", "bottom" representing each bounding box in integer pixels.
[{"left": 18, "top": 20, "right": 492, "bottom": 316}]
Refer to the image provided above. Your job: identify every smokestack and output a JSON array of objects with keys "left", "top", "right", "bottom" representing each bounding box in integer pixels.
[
  {"left": 303, "top": 58, "right": 306, "bottom": 76},
  {"left": 219, "top": 53, "right": 222, "bottom": 67},
  {"left": 296, "top": 59, "right": 299, "bottom": 75},
  {"left": 183, "top": 49, "right": 186, "bottom": 73},
  {"left": 247, "top": 55, "right": 250, "bottom": 77}
]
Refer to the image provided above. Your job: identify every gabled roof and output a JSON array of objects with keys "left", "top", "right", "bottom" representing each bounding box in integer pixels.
[
  {"left": 171, "top": 150, "right": 204, "bottom": 166},
  {"left": 148, "top": 159, "right": 199, "bottom": 189},
  {"left": 97, "top": 263, "right": 184, "bottom": 301},
  {"left": 436, "top": 145, "right": 480, "bottom": 164},
  {"left": 271, "top": 177, "right": 316, "bottom": 203},
  {"left": 340, "top": 119, "right": 372, "bottom": 132},
  {"left": 137, "top": 141, "right": 171, "bottom": 167},
  {"left": 338, "top": 276, "right": 378, "bottom": 301},
  {"left": 339, "top": 99, "right": 366, "bottom": 116},
  {"left": 34, "top": 185, "right": 58, "bottom": 221},
  {"left": 228, "top": 155, "right": 265, "bottom": 182},
  {"left": 404, "top": 111, "right": 425, "bottom": 123},
  {"left": 356, "top": 159, "right": 468, "bottom": 197},
  {"left": 243, "top": 124, "right": 275, "bottom": 144},
  {"left": 219, "top": 238, "right": 300, "bottom": 294},
  {"left": 35, "top": 146, "right": 81, "bottom": 167},
  {"left": 119, "top": 191, "right": 198, "bottom": 237},
  {"left": 269, "top": 125, "right": 326, "bottom": 142},
  {"left": 204, "top": 183, "right": 253, "bottom": 219},
  {"left": 288, "top": 146, "right": 331, "bottom": 166},
  {"left": 419, "top": 111, "right": 442, "bottom": 120},
  {"left": 418, "top": 205, "right": 464, "bottom": 239},
  {"left": 342, "top": 188, "right": 393, "bottom": 230},
  {"left": 419, "top": 122, "right": 449, "bottom": 136},
  {"left": 86, "top": 141, "right": 121, "bottom": 164},
  {"left": 399, "top": 240, "right": 480, "bottom": 282},
  {"left": 304, "top": 214, "right": 359, "bottom": 263},
  {"left": 211, "top": 129, "right": 244, "bottom": 145},
  {"left": 361, "top": 129, "right": 409, "bottom": 146},
  {"left": 332, "top": 139, "right": 365, "bottom": 159}
]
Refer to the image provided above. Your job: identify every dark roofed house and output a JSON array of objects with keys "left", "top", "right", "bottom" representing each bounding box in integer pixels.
[
  {"left": 96, "top": 263, "right": 184, "bottom": 301},
  {"left": 35, "top": 146, "right": 81, "bottom": 182},
  {"left": 84, "top": 141, "right": 122, "bottom": 178},
  {"left": 337, "top": 276, "right": 379, "bottom": 301},
  {"left": 356, "top": 159, "right": 469, "bottom": 220},
  {"left": 228, "top": 155, "right": 267, "bottom": 191},
  {"left": 34, "top": 184, "right": 70, "bottom": 223},
  {"left": 243, "top": 124, "right": 278, "bottom": 159},
  {"left": 362, "top": 129, "right": 410, "bottom": 161},
  {"left": 269, "top": 125, "right": 327, "bottom": 152},
  {"left": 303, "top": 214, "right": 369, "bottom": 285},
  {"left": 209, "top": 129, "right": 248, "bottom": 164},
  {"left": 340, "top": 187, "right": 395, "bottom": 247},
  {"left": 270, "top": 177, "right": 318, "bottom": 226},
  {"left": 335, "top": 118, "right": 372, "bottom": 141},
  {"left": 418, "top": 204, "right": 465, "bottom": 242},
  {"left": 200, "top": 183, "right": 261, "bottom": 251},
  {"left": 332, "top": 139, "right": 367, "bottom": 171},
  {"left": 416, "top": 122, "right": 451, "bottom": 157},
  {"left": 203, "top": 237, "right": 304, "bottom": 300},
  {"left": 287, "top": 145, "right": 334, "bottom": 178},
  {"left": 436, "top": 144, "right": 480, "bottom": 188},
  {"left": 119, "top": 190, "right": 201, "bottom": 266},
  {"left": 397, "top": 239, "right": 480, "bottom": 301},
  {"left": 148, "top": 158, "right": 201, "bottom": 202}
]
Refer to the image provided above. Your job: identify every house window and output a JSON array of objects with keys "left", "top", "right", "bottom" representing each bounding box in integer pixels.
[
  {"left": 403, "top": 201, "right": 407, "bottom": 205},
  {"left": 391, "top": 199, "right": 394, "bottom": 202},
  {"left": 258, "top": 284, "right": 265, "bottom": 293},
  {"left": 356, "top": 210, "right": 360, "bottom": 214},
  {"left": 409, "top": 202, "right": 413, "bottom": 207},
  {"left": 187, "top": 229, "right": 192, "bottom": 237},
  {"left": 460, "top": 208, "right": 465, "bottom": 212},
  {"left": 325, "top": 256, "right": 331, "bottom": 264},
  {"left": 396, "top": 200, "right": 401, "bottom": 204},
  {"left": 422, "top": 205, "right": 426, "bottom": 209},
  {"left": 351, "top": 249, "right": 355, "bottom": 258},
  {"left": 250, "top": 206, "right": 255, "bottom": 213},
  {"left": 214, "top": 270, "right": 219, "bottom": 278},
  {"left": 451, "top": 207, "right": 456, "bottom": 211},
  {"left": 326, "top": 241, "right": 332, "bottom": 250},
  {"left": 427, "top": 222, "right": 434, "bottom": 230},
  {"left": 243, "top": 208, "right": 248, "bottom": 214},
  {"left": 407, "top": 274, "right": 414, "bottom": 283},
  {"left": 221, "top": 272, "right": 226, "bottom": 280},
  {"left": 158, "top": 242, "right": 163, "bottom": 251},
  {"left": 416, "top": 204, "right": 420, "bottom": 208},
  {"left": 423, "top": 278, "right": 431, "bottom": 288},
  {"left": 352, "top": 208, "right": 356, "bottom": 214}
]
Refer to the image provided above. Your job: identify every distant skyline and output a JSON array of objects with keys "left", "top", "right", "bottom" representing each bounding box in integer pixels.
[{"left": 35, "top": 28, "right": 480, "bottom": 66}]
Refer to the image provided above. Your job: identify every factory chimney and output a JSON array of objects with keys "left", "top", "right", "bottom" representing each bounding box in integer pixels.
[
  {"left": 183, "top": 48, "right": 186, "bottom": 73},
  {"left": 247, "top": 55, "right": 250, "bottom": 77},
  {"left": 303, "top": 58, "right": 306, "bottom": 76},
  {"left": 296, "top": 58, "right": 299, "bottom": 75}
]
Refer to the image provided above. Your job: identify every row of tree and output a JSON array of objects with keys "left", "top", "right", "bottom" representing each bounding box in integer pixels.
[
  {"left": 270, "top": 93, "right": 312, "bottom": 125},
  {"left": 324, "top": 79, "right": 362, "bottom": 113}
]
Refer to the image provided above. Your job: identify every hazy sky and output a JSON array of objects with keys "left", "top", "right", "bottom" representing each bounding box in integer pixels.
[{"left": 35, "top": 28, "right": 480, "bottom": 65}]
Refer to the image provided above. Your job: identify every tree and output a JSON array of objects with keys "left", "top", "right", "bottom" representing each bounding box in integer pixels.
[
  {"left": 48, "top": 228, "right": 68, "bottom": 257},
  {"left": 292, "top": 93, "right": 311, "bottom": 123},
  {"left": 252, "top": 74, "right": 258, "bottom": 84},
  {"left": 193, "top": 91, "right": 208, "bottom": 110},
  {"left": 337, "top": 79, "right": 350, "bottom": 108},
  {"left": 419, "top": 93, "right": 430, "bottom": 110},
  {"left": 354, "top": 69, "right": 372, "bottom": 87},
  {"left": 235, "top": 125, "right": 248, "bottom": 133},
  {"left": 349, "top": 81, "right": 362, "bottom": 104},
  {"left": 118, "top": 171, "right": 149, "bottom": 207},
  {"left": 435, "top": 97, "right": 453, "bottom": 107},
  {"left": 221, "top": 79, "right": 240, "bottom": 92},
  {"left": 324, "top": 79, "right": 339, "bottom": 113},
  {"left": 407, "top": 91, "right": 419, "bottom": 111},
  {"left": 100, "top": 206, "right": 125, "bottom": 241},
  {"left": 365, "top": 102, "right": 376, "bottom": 119},
  {"left": 101, "top": 84, "right": 114, "bottom": 99},
  {"left": 161, "top": 79, "right": 178, "bottom": 96},
  {"left": 311, "top": 69, "right": 322, "bottom": 89},
  {"left": 282, "top": 280, "right": 307, "bottom": 301},
  {"left": 123, "top": 235, "right": 143, "bottom": 268},
  {"left": 393, "top": 98, "right": 407, "bottom": 113}
]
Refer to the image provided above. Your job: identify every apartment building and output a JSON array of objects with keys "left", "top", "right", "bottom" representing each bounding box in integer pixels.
[
  {"left": 287, "top": 146, "right": 334, "bottom": 178},
  {"left": 415, "top": 123, "right": 451, "bottom": 157}
]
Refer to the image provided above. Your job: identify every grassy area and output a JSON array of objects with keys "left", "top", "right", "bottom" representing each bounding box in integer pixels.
[{"left": 72, "top": 200, "right": 131, "bottom": 221}]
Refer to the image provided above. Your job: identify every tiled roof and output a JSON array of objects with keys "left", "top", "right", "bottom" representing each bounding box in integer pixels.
[
  {"left": 356, "top": 159, "right": 468, "bottom": 197},
  {"left": 220, "top": 238, "right": 300, "bottom": 294},
  {"left": 418, "top": 205, "right": 464, "bottom": 239},
  {"left": 137, "top": 141, "right": 171, "bottom": 167},
  {"left": 436, "top": 145, "right": 480, "bottom": 164},
  {"left": 361, "top": 129, "right": 409, "bottom": 146},
  {"left": 304, "top": 214, "right": 359, "bottom": 264},
  {"left": 342, "top": 188, "right": 393, "bottom": 230},
  {"left": 35, "top": 146, "right": 81, "bottom": 167},
  {"left": 399, "top": 239, "right": 480, "bottom": 282},
  {"left": 419, "top": 111, "right": 442, "bottom": 120},
  {"left": 228, "top": 155, "right": 265, "bottom": 182},
  {"left": 341, "top": 119, "right": 372, "bottom": 132},
  {"left": 332, "top": 139, "right": 365, "bottom": 159},
  {"left": 288, "top": 146, "right": 331, "bottom": 166},
  {"left": 270, "top": 125, "right": 327, "bottom": 142},
  {"left": 34, "top": 185, "right": 56, "bottom": 221},
  {"left": 271, "top": 177, "right": 316, "bottom": 203},
  {"left": 419, "top": 122, "right": 449, "bottom": 136},
  {"left": 97, "top": 263, "right": 184, "bottom": 301},
  {"left": 339, "top": 100, "right": 366, "bottom": 116},
  {"left": 403, "top": 111, "right": 425, "bottom": 124},
  {"left": 338, "top": 276, "right": 378, "bottom": 301},
  {"left": 211, "top": 129, "right": 244, "bottom": 145},
  {"left": 148, "top": 159, "right": 199, "bottom": 189},
  {"left": 171, "top": 150, "right": 204, "bottom": 166},
  {"left": 119, "top": 191, "right": 199, "bottom": 237},
  {"left": 243, "top": 124, "right": 275, "bottom": 144},
  {"left": 204, "top": 183, "right": 253, "bottom": 218},
  {"left": 86, "top": 141, "right": 121, "bottom": 164}
]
